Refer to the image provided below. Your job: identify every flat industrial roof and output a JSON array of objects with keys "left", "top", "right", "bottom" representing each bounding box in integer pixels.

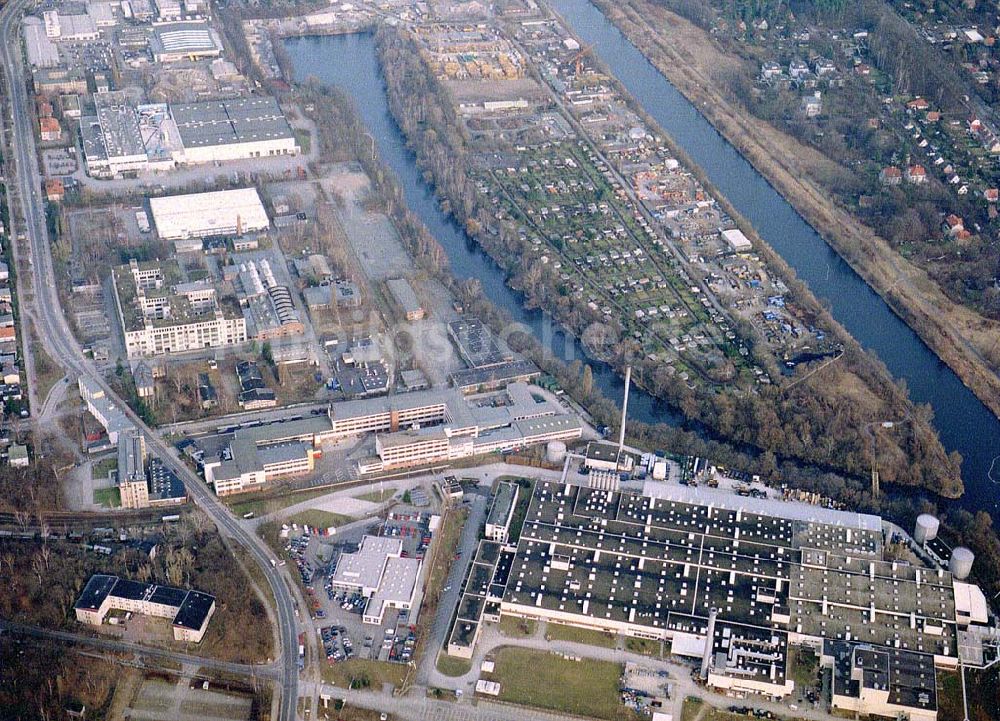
[
  {"left": 74, "top": 574, "right": 118, "bottom": 611},
  {"left": 386, "top": 278, "right": 423, "bottom": 316},
  {"left": 332, "top": 535, "right": 403, "bottom": 589},
  {"left": 150, "top": 188, "right": 269, "bottom": 240},
  {"left": 171, "top": 96, "right": 294, "bottom": 149},
  {"left": 503, "top": 481, "right": 959, "bottom": 659},
  {"left": 173, "top": 590, "right": 215, "bottom": 630},
  {"left": 486, "top": 481, "right": 518, "bottom": 528}
]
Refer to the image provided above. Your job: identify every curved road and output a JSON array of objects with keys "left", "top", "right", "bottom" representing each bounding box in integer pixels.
[{"left": 0, "top": 2, "right": 299, "bottom": 719}]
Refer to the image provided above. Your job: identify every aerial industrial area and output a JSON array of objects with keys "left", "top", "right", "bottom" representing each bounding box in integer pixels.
[{"left": 0, "top": 0, "right": 999, "bottom": 720}]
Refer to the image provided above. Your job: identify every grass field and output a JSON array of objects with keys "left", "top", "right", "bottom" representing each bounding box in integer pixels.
[
  {"left": 498, "top": 615, "right": 536, "bottom": 638},
  {"left": 625, "top": 636, "right": 664, "bottom": 656},
  {"left": 226, "top": 487, "right": 334, "bottom": 518},
  {"left": 93, "top": 486, "right": 121, "bottom": 508},
  {"left": 353, "top": 488, "right": 395, "bottom": 503},
  {"left": 546, "top": 623, "right": 617, "bottom": 649},
  {"left": 486, "top": 647, "right": 633, "bottom": 720},
  {"left": 435, "top": 653, "right": 472, "bottom": 677},
  {"left": 321, "top": 659, "right": 409, "bottom": 690},
  {"left": 91, "top": 456, "right": 117, "bottom": 480},
  {"left": 789, "top": 646, "right": 819, "bottom": 689},
  {"left": 288, "top": 509, "right": 352, "bottom": 530}
]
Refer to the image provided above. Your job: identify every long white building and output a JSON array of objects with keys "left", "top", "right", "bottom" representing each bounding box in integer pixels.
[
  {"left": 112, "top": 259, "right": 247, "bottom": 358},
  {"left": 149, "top": 188, "right": 269, "bottom": 241}
]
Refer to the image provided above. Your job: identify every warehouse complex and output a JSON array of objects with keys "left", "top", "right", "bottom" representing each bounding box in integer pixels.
[
  {"left": 75, "top": 574, "right": 215, "bottom": 643},
  {"left": 193, "top": 382, "right": 581, "bottom": 495},
  {"left": 112, "top": 258, "right": 248, "bottom": 357},
  {"left": 171, "top": 97, "right": 299, "bottom": 164},
  {"left": 330, "top": 535, "right": 423, "bottom": 625},
  {"left": 445, "top": 481, "right": 998, "bottom": 721},
  {"left": 80, "top": 94, "right": 298, "bottom": 177}
]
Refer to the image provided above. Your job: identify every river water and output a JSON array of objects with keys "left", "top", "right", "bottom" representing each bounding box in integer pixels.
[{"left": 285, "top": 5, "right": 999, "bottom": 515}]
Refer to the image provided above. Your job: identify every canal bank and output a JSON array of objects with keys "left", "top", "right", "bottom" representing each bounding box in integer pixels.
[
  {"left": 544, "top": 0, "right": 999, "bottom": 516},
  {"left": 285, "top": 25, "right": 995, "bottom": 516},
  {"left": 286, "top": 32, "right": 684, "bottom": 429}
]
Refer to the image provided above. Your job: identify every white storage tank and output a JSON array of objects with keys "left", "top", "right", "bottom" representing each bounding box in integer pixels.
[
  {"left": 546, "top": 440, "right": 567, "bottom": 464},
  {"left": 949, "top": 546, "right": 975, "bottom": 580},
  {"left": 914, "top": 514, "right": 940, "bottom": 545}
]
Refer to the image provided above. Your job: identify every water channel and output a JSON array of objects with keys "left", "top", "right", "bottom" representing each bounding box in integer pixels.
[{"left": 285, "top": 3, "right": 1000, "bottom": 515}]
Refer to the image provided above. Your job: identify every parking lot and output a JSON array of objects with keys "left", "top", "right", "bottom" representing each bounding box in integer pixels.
[{"left": 280, "top": 506, "right": 435, "bottom": 668}]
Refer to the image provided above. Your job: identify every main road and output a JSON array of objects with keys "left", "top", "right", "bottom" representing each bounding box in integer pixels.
[{"left": 0, "top": 2, "right": 300, "bottom": 718}]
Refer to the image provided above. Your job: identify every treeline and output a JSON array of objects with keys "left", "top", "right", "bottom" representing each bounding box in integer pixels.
[
  {"left": 0, "top": 512, "right": 272, "bottom": 664},
  {"left": 375, "top": 25, "right": 961, "bottom": 497},
  {"left": 296, "top": 80, "right": 448, "bottom": 272}
]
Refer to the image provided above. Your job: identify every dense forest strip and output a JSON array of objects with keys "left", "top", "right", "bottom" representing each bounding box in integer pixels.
[{"left": 590, "top": 0, "right": 1000, "bottom": 427}]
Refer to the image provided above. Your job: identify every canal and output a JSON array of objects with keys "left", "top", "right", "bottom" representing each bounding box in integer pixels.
[
  {"left": 285, "top": 7, "right": 998, "bottom": 515},
  {"left": 286, "top": 32, "right": 686, "bottom": 429}
]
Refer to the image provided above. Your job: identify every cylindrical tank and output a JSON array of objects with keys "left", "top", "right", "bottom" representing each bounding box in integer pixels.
[
  {"left": 949, "top": 546, "right": 975, "bottom": 580},
  {"left": 546, "top": 441, "right": 567, "bottom": 464},
  {"left": 914, "top": 514, "right": 940, "bottom": 545}
]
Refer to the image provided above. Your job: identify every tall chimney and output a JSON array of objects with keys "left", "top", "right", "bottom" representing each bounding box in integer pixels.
[{"left": 617, "top": 366, "right": 631, "bottom": 468}]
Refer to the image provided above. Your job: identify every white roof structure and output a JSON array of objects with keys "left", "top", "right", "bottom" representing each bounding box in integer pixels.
[
  {"left": 721, "top": 228, "right": 752, "bottom": 253},
  {"left": 23, "top": 18, "right": 59, "bottom": 68},
  {"left": 331, "top": 535, "right": 421, "bottom": 624},
  {"left": 953, "top": 581, "right": 988, "bottom": 624},
  {"left": 642, "top": 480, "right": 883, "bottom": 531},
  {"left": 149, "top": 188, "right": 268, "bottom": 240}
]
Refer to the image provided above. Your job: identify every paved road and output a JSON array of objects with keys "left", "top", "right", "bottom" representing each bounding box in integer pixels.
[
  {"left": 0, "top": 619, "right": 281, "bottom": 680},
  {"left": 417, "top": 492, "right": 488, "bottom": 688},
  {"left": 0, "top": 3, "right": 300, "bottom": 719}
]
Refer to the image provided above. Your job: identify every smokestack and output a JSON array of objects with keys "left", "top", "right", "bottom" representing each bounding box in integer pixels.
[{"left": 617, "top": 366, "right": 631, "bottom": 468}]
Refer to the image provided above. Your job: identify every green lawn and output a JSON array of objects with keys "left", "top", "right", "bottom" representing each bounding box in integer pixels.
[
  {"left": 93, "top": 487, "right": 121, "bottom": 508},
  {"left": 322, "top": 659, "right": 408, "bottom": 690},
  {"left": 354, "top": 488, "right": 395, "bottom": 503},
  {"left": 625, "top": 636, "right": 664, "bottom": 656},
  {"left": 295, "top": 128, "right": 311, "bottom": 155},
  {"left": 226, "top": 487, "right": 333, "bottom": 518},
  {"left": 435, "top": 653, "right": 472, "bottom": 677},
  {"left": 288, "top": 509, "right": 352, "bottom": 530},
  {"left": 546, "top": 622, "right": 617, "bottom": 649},
  {"left": 498, "top": 615, "right": 536, "bottom": 638},
  {"left": 486, "top": 647, "right": 634, "bottom": 720},
  {"left": 91, "top": 456, "right": 117, "bottom": 480}
]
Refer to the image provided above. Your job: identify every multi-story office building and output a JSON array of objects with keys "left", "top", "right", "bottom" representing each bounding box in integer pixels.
[{"left": 75, "top": 574, "right": 215, "bottom": 642}]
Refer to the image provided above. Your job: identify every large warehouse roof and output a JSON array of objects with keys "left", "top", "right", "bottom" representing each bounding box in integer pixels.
[
  {"left": 150, "top": 21, "right": 222, "bottom": 60},
  {"left": 171, "top": 97, "right": 295, "bottom": 149},
  {"left": 149, "top": 188, "right": 269, "bottom": 240}
]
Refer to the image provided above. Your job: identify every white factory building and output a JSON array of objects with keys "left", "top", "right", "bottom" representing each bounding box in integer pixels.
[
  {"left": 330, "top": 535, "right": 423, "bottom": 625},
  {"left": 149, "top": 188, "right": 269, "bottom": 241}
]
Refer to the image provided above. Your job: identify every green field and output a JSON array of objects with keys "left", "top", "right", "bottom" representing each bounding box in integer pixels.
[
  {"left": 486, "top": 647, "right": 634, "bottom": 720},
  {"left": 546, "top": 622, "right": 617, "bottom": 649},
  {"left": 322, "top": 659, "right": 408, "bottom": 690},
  {"left": 354, "top": 488, "right": 395, "bottom": 503},
  {"left": 91, "top": 456, "right": 117, "bottom": 480},
  {"left": 288, "top": 509, "right": 352, "bottom": 530},
  {"left": 435, "top": 653, "right": 472, "bottom": 677},
  {"left": 225, "top": 487, "right": 333, "bottom": 518},
  {"left": 625, "top": 636, "right": 664, "bottom": 656},
  {"left": 93, "top": 486, "right": 121, "bottom": 508},
  {"left": 498, "top": 615, "right": 536, "bottom": 638}
]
